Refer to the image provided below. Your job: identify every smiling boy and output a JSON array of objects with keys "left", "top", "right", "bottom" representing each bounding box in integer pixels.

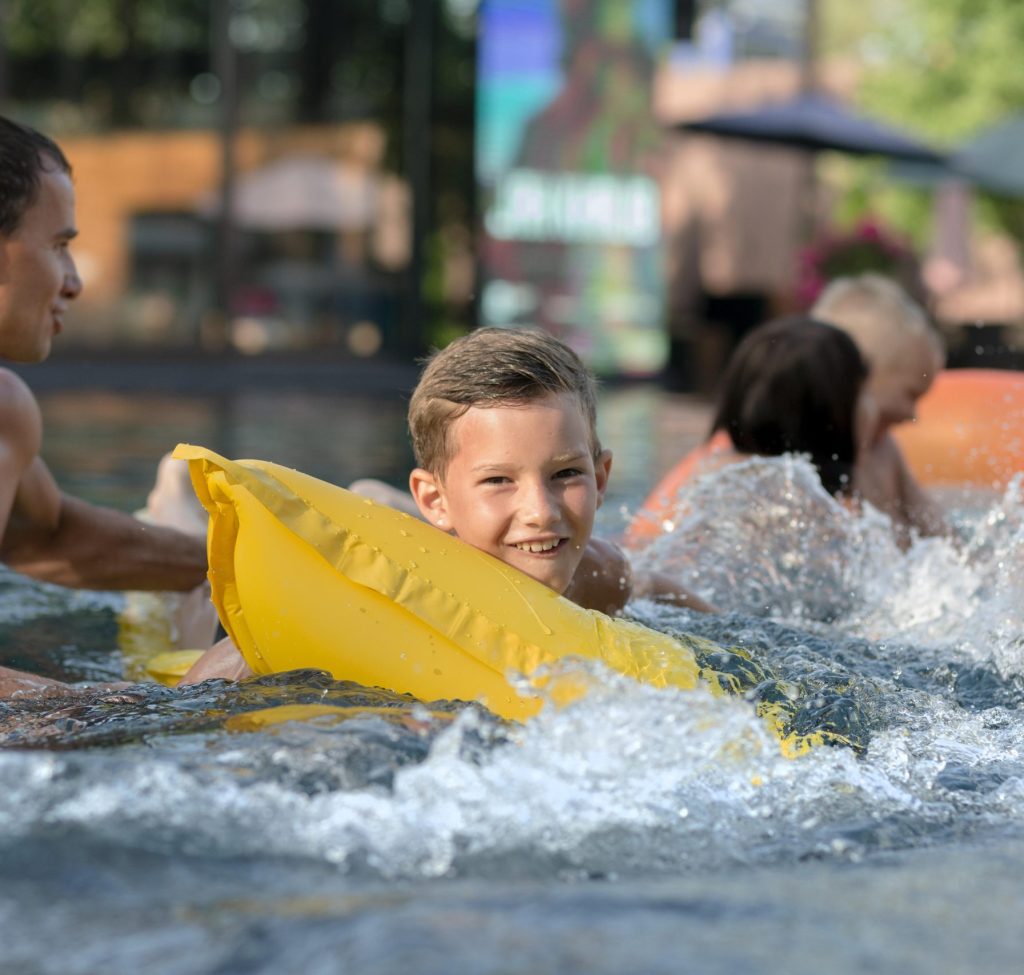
[
  {"left": 180, "top": 327, "right": 711, "bottom": 684},
  {"left": 405, "top": 326, "right": 613, "bottom": 601}
]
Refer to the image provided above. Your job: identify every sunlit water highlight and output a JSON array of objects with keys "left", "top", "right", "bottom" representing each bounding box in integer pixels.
[{"left": 2, "top": 390, "right": 1023, "bottom": 973}]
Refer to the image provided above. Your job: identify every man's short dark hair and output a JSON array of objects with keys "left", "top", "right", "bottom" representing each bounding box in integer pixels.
[{"left": 0, "top": 116, "right": 72, "bottom": 236}]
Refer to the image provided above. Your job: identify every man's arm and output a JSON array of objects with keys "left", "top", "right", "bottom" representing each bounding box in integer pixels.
[
  {"left": 0, "top": 370, "right": 206, "bottom": 591},
  {"left": 0, "top": 664, "right": 71, "bottom": 698},
  {"left": 2, "top": 484, "right": 208, "bottom": 591}
]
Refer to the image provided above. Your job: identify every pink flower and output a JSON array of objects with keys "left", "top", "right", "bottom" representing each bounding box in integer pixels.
[{"left": 792, "top": 217, "right": 918, "bottom": 310}]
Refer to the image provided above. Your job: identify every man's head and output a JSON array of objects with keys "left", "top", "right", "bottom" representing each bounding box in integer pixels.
[
  {"left": 812, "top": 274, "right": 944, "bottom": 437},
  {"left": 408, "top": 327, "right": 611, "bottom": 594},
  {"left": 0, "top": 116, "right": 81, "bottom": 362}
]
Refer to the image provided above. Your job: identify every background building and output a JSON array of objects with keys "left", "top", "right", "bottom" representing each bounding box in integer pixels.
[
  {"left": 3, "top": 0, "right": 1020, "bottom": 378},
  {"left": 1, "top": 0, "right": 477, "bottom": 360}
]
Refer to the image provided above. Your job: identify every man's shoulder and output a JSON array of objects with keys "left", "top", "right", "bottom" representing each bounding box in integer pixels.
[
  {"left": 0, "top": 368, "right": 42, "bottom": 440},
  {"left": 0, "top": 367, "right": 35, "bottom": 404}
]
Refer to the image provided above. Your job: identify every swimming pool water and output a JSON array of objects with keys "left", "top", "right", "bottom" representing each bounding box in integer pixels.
[{"left": 2, "top": 386, "right": 1023, "bottom": 975}]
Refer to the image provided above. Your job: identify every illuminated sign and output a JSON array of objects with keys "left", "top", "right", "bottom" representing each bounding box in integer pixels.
[
  {"left": 486, "top": 171, "right": 660, "bottom": 246},
  {"left": 476, "top": 0, "right": 672, "bottom": 376}
]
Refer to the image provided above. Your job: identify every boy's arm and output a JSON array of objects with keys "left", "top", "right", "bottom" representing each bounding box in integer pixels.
[
  {"left": 564, "top": 539, "right": 718, "bottom": 615},
  {"left": 177, "top": 636, "right": 254, "bottom": 685},
  {"left": 891, "top": 439, "right": 948, "bottom": 539},
  {"left": 630, "top": 568, "right": 718, "bottom": 614},
  {"left": 563, "top": 537, "right": 633, "bottom": 615},
  {"left": 857, "top": 433, "right": 949, "bottom": 545}
]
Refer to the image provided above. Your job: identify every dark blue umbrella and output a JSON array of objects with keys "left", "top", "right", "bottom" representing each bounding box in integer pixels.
[
  {"left": 953, "top": 114, "right": 1024, "bottom": 196},
  {"left": 678, "top": 92, "right": 947, "bottom": 165}
]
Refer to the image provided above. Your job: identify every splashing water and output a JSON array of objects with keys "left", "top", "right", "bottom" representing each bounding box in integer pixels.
[{"left": 2, "top": 455, "right": 1024, "bottom": 972}]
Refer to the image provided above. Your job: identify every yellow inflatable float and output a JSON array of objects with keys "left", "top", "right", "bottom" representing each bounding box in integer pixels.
[{"left": 172, "top": 445, "right": 854, "bottom": 754}]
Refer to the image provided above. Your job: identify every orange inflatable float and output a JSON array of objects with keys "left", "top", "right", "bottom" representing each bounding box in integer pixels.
[
  {"left": 627, "top": 368, "right": 1024, "bottom": 545},
  {"left": 891, "top": 368, "right": 1024, "bottom": 488}
]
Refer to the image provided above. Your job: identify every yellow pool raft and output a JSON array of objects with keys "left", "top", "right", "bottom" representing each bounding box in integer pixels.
[{"left": 172, "top": 444, "right": 858, "bottom": 754}]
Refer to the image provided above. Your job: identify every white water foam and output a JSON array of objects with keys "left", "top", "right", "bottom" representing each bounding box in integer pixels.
[{"left": 1, "top": 654, "right": 1022, "bottom": 880}]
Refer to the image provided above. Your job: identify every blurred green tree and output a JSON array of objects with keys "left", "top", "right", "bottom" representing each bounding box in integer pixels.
[{"left": 821, "top": 0, "right": 1024, "bottom": 247}]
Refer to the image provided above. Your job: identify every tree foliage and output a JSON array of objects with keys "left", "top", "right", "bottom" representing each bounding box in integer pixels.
[
  {"left": 852, "top": 0, "right": 1024, "bottom": 144},
  {"left": 819, "top": 0, "right": 1024, "bottom": 248}
]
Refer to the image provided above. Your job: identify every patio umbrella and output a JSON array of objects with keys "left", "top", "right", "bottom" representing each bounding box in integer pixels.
[
  {"left": 677, "top": 92, "right": 947, "bottom": 165},
  {"left": 888, "top": 115, "right": 1024, "bottom": 196},
  {"left": 952, "top": 113, "right": 1024, "bottom": 196}
]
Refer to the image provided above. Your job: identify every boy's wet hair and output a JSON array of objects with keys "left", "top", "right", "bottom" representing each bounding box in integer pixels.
[
  {"left": 712, "top": 315, "right": 868, "bottom": 496},
  {"left": 0, "top": 116, "right": 72, "bottom": 236},
  {"left": 812, "top": 273, "right": 944, "bottom": 372},
  {"left": 409, "top": 326, "right": 600, "bottom": 477}
]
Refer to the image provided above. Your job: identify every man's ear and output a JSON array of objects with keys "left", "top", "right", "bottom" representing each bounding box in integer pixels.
[
  {"left": 409, "top": 468, "right": 450, "bottom": 529},
  {"left": 594, "top": 449, "right": 613, "bottom": 509}
]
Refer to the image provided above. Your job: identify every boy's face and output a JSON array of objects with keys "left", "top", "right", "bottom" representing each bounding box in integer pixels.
[
  {"left": 0, "top": 166, "right": 81, "bottom": 363},
  {"left": 866, "top": 336, "right": 941, "bottom": 439},
  {"left": 409, "top": 391, "right": 611, "bottom": 595}
]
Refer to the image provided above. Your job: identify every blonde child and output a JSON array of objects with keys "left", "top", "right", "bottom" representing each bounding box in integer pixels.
[{"left": 812, "top": 274, "right": 947, "bottom": 540}]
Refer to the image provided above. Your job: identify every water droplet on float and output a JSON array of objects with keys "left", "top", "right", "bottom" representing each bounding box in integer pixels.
[{"left": 399, "top": 530, "right": 410, "bottom": 537}]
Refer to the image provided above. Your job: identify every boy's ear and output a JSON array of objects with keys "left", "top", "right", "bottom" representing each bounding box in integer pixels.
[
  {"left": 409, "top": 468, "right": 450, "bottom": 529},
  {"left": 594, "top": 449, "right": 613, "bottom": 509}
]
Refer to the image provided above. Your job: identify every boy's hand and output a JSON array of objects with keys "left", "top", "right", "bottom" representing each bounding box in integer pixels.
[{"left": 177, "top": 636, "right": 254, "bottom": 685}]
